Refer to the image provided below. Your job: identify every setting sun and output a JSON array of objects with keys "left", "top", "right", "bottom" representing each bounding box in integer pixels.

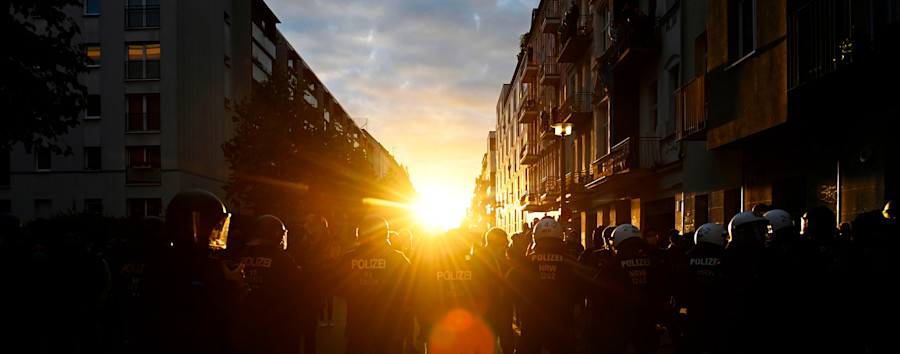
[{"left": 413, "top": 185, "right": 468, "bottom": 232}]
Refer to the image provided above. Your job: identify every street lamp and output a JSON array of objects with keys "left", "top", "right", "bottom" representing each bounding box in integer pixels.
[{"left": 552, "top": 121, "right": 573, "bottom": 223}]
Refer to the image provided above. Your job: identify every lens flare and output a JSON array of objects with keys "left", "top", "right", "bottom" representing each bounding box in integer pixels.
[{"left": 427, "top": 308, "right": 495, "bottom": 354}]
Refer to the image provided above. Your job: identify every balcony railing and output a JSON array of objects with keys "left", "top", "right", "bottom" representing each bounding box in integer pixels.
[
  {"left": 519, "top": 135, "right": 539, "bottom": 165},
  {"left": 638, "top": 137, "right": 660, "bottom": 170},
  {"left": 541, "top": 0, "right": 561, "bottom": 33},
  {"left": 540, "top": 55, "right": 560, "bottom": 86},
  {"left": 611, "top": 14, "right": 658, "bottom": 71},
  {"left": 541, "top": 176, "right": 559, "bottom": 201},
  {"left": 126, "top": 60, "right": 160, "bottom": 80},
  {"left": 675, "top": 73, "right": 706, "bottom": 140},
  {"left": 126, "top": 5, "right": 160, "bottom": 28},
  {"left": 126, "top": 112, "right": 161, "bottom": 132},
  {"left": 559, "top": 92, "right": 592, "bottom": 125},
  {"left": 126, "top": 165, "right": 161, "bottom": 184},
  {"left": 522, "top": 52, "right": 538, "bottom": 81},
  {"left": 518, "top": 91, "right": 538, "bottom": 123},
  {"left": 788, "top": 0, "right": 855, "bottom": 89},
  {"left": 559, "top": 15, "right": 593, "bottom": 63},
  {"left": 592, "top": 137, "right": 630, "bottom": 181},
  {"left": 569, "top": 171, "right": 593, "bottom": 195}
]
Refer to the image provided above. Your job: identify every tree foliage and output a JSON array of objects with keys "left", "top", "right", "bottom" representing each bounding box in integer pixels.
[
  {"left": 222, "top": 70, "right": 377, "bottom": 228},
  {"left": 3, "top": 0, "right": 88, "bottom": 155}
]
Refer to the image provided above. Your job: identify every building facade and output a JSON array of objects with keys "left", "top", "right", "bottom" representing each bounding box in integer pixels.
[
  {"left": 2, "top": 0, "right": 408, "bottom": 221},
  {"left": 491, "top": 0, "right": 898, "bottom": 245}
]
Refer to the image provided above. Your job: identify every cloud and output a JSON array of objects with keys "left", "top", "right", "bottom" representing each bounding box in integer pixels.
[{"left": 265, "top": 0, "right": 534, "bottom": 213}]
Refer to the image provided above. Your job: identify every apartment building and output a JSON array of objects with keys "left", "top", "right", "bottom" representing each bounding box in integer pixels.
[
  {"left": 492, "top": 0, "right": 897, "bottom": 244},
  {"left": 2, "top": 0, "right": 408, "bottom": 221},
  {"left": 467, "top": 131, "right": 498, "bottom": 234}
]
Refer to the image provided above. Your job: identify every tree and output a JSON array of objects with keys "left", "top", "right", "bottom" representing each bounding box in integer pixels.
[
  {"left": 222, "top": 70, "right": 376, "bottom": 230},
  {"left": 3, "top": 0, "right": 88, "bottom": 155}
]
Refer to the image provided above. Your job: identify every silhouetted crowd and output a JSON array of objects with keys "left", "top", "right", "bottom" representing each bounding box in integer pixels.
[{"left": 1, "top": 188, "right": 897, "bottom": 354}]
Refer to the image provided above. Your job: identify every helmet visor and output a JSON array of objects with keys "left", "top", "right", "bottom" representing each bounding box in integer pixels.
[{"left": 203, "top": 212, "right": 231, "bottom": 250}]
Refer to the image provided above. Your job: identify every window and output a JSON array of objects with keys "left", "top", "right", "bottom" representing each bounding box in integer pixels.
[
  {"left": 35, "top": 147, "right": 51, "bottom": 171},
  {"left": 84, "top": 199, "right": 103, "bottom": 215},
  {"left": 127, "top": 198, "right": 162, "bottom": 217},
  {"left": 126, "top": 0, "right": 160, "bottom": 28},
  {"left": 86, "top": 44, "right": 101, "bottom": 67},
  {"left": 126, "top": 43, "right": 161, "bottom": 80},
  {"left": 731, "top": 0, "right": 757, "bottom": 60},
  {"left": 84, "top": 0, "right": 100, "bottom": 15},
  {"left": 126, "top": 94, "right": 160, "bottom": 131},
  {"left": 85, "top": 147, "right": 101, "bottom": 171},
  {"left": 86, "top": 94, "right": 101, "bottom": 119},
  {"left": 126, "top": 146, "right": 161, "bottom": 184}
]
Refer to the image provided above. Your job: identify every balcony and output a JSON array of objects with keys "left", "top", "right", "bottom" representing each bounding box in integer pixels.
[
  {"left": 522, "top": 54, "right": 538, "bottom": 81},
  {"left": 638, "top": 137, "right": 660, "bottom": 170},
  {"left": 675, "top": 74, "right": 706, "bottom": 140},
  {"left": 558, "top": 15, "right": 592, "bottom": 63},
  {"left": 521, "top": 193, "right": 544, "bottom": 212},
  {"left": 591, "top": 137, "right": 631, "bottom": 183},
  {"left": 126, "top": 60, "right": 160, "bottom": 80},
  {"left": 517, "top": 93, "right": 538, "bottom": 124},
  {"left": 125, "top": 5, "right": 160, "bottom": 28},
  {"left": 540, "top": 176, "right": 559, "bottom": 203},
  {"left": 540, "top": 56, "right": 560, "bottom": 86},
  {"left": 519, "top": 138, "right": 539, "bottom": 165},
  {"left": 541, "top": 0, "right": 561, "bottom": 33},
  {"left": 540, "top": 121, "right": 557, "bottom": 141},
  {"left": 568, "top": 171, "right": 593, "bottom": 198},
  {"left": 126, "top": 165, "right": 161, "bottom": 185},
  {"left": 559, "top": 92, "right": 592, "bottom": 126},
  {"left": 788, "top": 0, "right": 857, "bottom": 89},
  {"left": 611, "top": 17, "right": 658, "bottom": 72}
]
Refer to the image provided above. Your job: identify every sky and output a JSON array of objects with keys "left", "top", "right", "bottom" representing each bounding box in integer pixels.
[{"left": 266, "top": 0, "right": 536, "bottom": 227}]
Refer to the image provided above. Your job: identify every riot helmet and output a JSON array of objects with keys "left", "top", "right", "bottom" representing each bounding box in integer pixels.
[
  {"left": 532, "top": 217, "right": 564, "bottom": 241},
  {"left": 800, "top": 206, "right": 836, "bottom": 237},
  {"left": 165, "top": 189, "right": 231, "bottom": 250},
  {"left": 485, "top": 227, "right": 509, "bottom": 248},
  {"left": 728, "top": 211, "right": 768, "bottom": 248},
  {"left": 612, "top": 224, "right": 641, "bottom": 247},
  {"left": 764, "top": 209, "right": 794, "bottom": 233},
  {"left": 356, "top": 214, "right": 389, "bottom": 245},
  {"left": 254, "top": 214, "right": 288, "bottom": 250},
  {"left": 694, "top": 223, "right": 728, "bottom": 247}
]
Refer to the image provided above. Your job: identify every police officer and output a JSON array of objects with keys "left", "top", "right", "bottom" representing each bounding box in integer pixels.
[
  {"left": 601, "top": 224, "right": 667, "bottom": 354},
  {"left": 577, "top": 225, "right": 618, "bottom": 354},
  {"left": 239, "top": 215, "right": 305, "bottom": 353},
  {"left": 720, "top": 211, "right": 771, "bottom": 353},
  {"left": 106, "top": 215, "right": 166, "bottom": 352},
  {"left": 477, "top": 227, "right": 515, "bottom": 354},
  {"left": 675, "top": 223, "right": 728, "bottom": 354},
  {"left": 507, "top": 217, "right": 583, "bottom": 354},
  {"left": 419, "top": 228, "right": 493, "bottom": 353},
  {"left": 337, "top": 214, "right": 412, "bottom": 354},
  {"left": 147, "top": 189, "right": 244, "bottom": 354}
]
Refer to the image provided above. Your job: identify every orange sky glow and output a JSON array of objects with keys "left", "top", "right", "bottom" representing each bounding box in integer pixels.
[{"left": 267, "top": 0, "right": 534, "bottom": 229}]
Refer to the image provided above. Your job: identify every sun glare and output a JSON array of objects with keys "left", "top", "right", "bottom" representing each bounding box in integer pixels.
[{"left": 414, "top": 186, "right": 467, "bottom": 232}]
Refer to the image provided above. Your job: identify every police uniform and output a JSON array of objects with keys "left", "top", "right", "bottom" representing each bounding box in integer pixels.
[
  {"left": 507, "top": 237, "right": 582, "bottom": 354},
  {"left": 603, "top": 237, "right": 667, "bottom": 354},
  {"left": 239, "top": 244, "right": 304, "bottom": 353},
  {"left": 337, "top": 241, "right": 412, "bottom": 353},
  {"left": 675, "top": 241, "right": 726, "bottom": 354},
  {"left": 420, "top": 235, "right": 493, "bottom": 354}
]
